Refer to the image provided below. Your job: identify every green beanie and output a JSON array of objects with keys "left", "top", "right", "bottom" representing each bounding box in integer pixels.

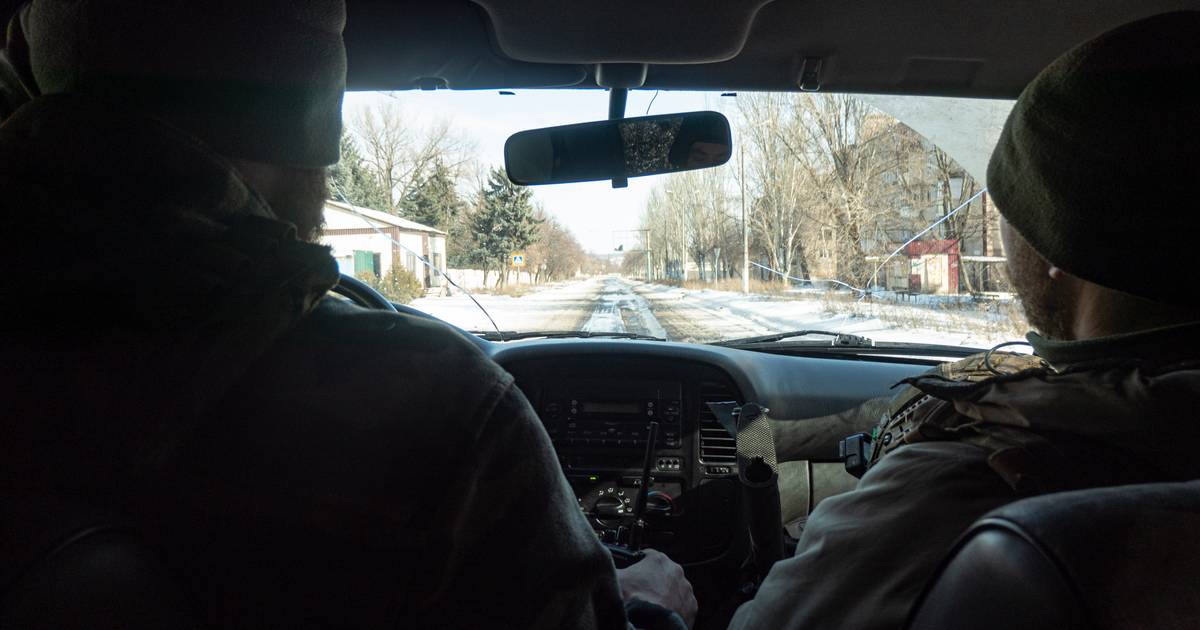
[
  {"left": 987, "top": 11, "right": 1200, "bottom": 305},
  {"left": 19, "top": 0, "right": 345, "bottom": 167}
]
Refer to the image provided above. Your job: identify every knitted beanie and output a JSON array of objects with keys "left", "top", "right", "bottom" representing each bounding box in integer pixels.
[
  {"left": 987, "top": 11, "right": 1200, "bottom": 304},
  {"left": 19, "top": 0, "right": 346, "bottom": 167}
]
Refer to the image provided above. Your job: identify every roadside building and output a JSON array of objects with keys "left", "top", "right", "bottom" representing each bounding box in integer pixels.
[{"left": 320, "top": 200, "right": 448, "bottom": 292}]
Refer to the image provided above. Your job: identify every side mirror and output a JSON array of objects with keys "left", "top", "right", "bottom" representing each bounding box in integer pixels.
[{"left": 504, "top": 111, "right": 732, "bottom": 186}]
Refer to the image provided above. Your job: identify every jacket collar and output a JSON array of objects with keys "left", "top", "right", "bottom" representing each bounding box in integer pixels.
[{"left": 1028, "top": 321, "right": 1200, "bottom": 368}]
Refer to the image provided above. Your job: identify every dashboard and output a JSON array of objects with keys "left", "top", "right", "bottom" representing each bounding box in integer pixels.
[{"left": 486, "top": 338, "right": 930, "bottom": 566}]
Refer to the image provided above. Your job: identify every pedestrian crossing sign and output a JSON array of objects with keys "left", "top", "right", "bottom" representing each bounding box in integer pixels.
[{"left": 511, "top": 253, "right": 526, "bottom": 267}]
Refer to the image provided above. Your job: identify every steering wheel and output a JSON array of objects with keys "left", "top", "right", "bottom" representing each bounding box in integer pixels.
[
  {"left": 332, "top": 273, "right": 397, "bottom": 312},
  {"left": 330, "top": 273, "right": 495, "bottom": 352}
]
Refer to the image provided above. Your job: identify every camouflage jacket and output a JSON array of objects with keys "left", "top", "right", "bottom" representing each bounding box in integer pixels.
[{"left": 731, "top": 322, "right": 1200, "bottom": 630}]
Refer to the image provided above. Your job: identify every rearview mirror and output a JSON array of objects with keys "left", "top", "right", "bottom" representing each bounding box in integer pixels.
[{"left": 504, "top": 111, "right": 732, "bottom": 186}]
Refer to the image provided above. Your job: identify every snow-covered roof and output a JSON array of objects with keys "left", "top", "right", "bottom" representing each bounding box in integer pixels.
[{"left": 323, "top": 200, "right": 446, "bottom": 235}]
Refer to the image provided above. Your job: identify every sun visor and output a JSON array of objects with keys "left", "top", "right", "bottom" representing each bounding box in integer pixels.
[
  {"left": 470, "top": 0, "right": 776, "bottom": 64},
  {"left": 346, "top": 1, "right": 587, "bottom": 90}
]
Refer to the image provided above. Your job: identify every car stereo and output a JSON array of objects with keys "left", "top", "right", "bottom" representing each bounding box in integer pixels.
[{"left": 540, "top": 378, "right": 682, "bottom": 456}]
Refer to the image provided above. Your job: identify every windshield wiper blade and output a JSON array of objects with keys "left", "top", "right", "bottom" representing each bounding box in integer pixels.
[
  {"left": 712, "top": 330, "right": 874, "bottom": 347},
  {"left": 470, "top": 330, "right": 665, "bottom": 342}
]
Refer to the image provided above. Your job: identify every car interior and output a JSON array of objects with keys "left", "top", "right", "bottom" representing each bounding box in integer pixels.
[{"left": 3, "top": 1, "right": 1199, "bottom": 628}]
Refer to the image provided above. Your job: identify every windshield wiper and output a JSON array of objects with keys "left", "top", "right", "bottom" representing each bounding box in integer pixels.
[
  {"left": 711, "top": 330, "right": 874, "bottom": 347},
  {"left": 470, "top": 330, "right": 665, "bottom": 342}
]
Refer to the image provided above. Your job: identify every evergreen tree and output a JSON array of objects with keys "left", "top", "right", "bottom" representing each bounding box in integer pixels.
[
  {"left": 328, "top": 129, "right": 389, "bottom": 211},
  {"left": 469, "top": 168, "right": 542, "bottom": 285},
  {"left": 399, "top": 160, "right": 464, "bottom": 230}
]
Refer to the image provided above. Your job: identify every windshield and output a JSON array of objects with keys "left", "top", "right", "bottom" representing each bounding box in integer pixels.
[{"left": 326, "top": 90, "right": 1027, "bottom": 348}]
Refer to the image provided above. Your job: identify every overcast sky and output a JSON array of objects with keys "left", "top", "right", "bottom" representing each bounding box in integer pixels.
[{"left": 343, "top": 90, "right": 1012, "bottom": 254}]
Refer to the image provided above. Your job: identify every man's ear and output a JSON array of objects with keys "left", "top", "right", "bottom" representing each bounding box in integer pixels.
[{"left": 1048, "top": 266, "right": 1086, "bottom": 297}]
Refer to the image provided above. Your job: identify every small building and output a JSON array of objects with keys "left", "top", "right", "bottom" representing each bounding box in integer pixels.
[
  {"left": 906, "top": 239, "right": 960, "bottom": 295},
  {"left": 320, "top": 200, "right": 448, "bottom": 290},
  {"left": 869, "top": 239, "right": 961, "bottom": 294}
]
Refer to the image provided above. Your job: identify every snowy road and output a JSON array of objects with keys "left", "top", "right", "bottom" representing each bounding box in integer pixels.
[
  {"left": 411, "top": 278, "right": 604, "bottom": 333},
  {"left": 413, "top": 276, "right": 1021, "bottom": 348}
]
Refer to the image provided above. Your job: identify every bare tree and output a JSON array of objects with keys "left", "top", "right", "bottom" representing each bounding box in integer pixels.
[
  {"left": 349, "top": 102, "right": 474, "bottom": 214},
  {"left": 737, "top": 93, "right": 813, "bottom": 282},
  {"left": 527, "top": 209, "right": 587, "bottom": 283},
  {"left": 640, "top": 167, "right": 738, "bottom": 283},
  {"left": 639, "top": 93, "right": 992, "bottom": 294}
]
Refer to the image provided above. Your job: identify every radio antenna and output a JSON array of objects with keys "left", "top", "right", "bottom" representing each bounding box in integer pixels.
[{"left": 628, "top": 420, "right": 659, "bottom": 549}]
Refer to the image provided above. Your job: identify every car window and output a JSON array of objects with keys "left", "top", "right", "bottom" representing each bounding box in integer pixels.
[{"left": 326, "top": 89, "right": 1026, "bottom": 349}]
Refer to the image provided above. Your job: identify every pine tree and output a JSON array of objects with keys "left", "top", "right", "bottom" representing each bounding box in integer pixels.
[
  {"left": 329, "top": 129, "right": 389, "bottom": 211},
  {"left": 469, "top": 168, "right": 542, "bottom": 285},
  {"left": 399, "top": 160, "right": 464, "bottom": 230}
]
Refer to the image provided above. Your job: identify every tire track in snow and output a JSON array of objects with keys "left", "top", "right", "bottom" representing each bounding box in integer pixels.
[{"left": 582, "top": 277, "right": 668, "bottom": 338}]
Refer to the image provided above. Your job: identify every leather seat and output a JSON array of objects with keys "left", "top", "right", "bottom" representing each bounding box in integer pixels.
[
  {"left": 907, "top": 481, "right": 1200, "bottom": 630},
  {"left": 1, "top": 498, "right": 197, "bottom": 630}
]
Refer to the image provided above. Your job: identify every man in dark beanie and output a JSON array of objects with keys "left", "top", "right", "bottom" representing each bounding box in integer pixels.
[
  {"left": 729, "top": 11, "right": 1200, "bottom": 630},
  {"left": 0, "top": 1, "right": 695, "bottom": 628}
]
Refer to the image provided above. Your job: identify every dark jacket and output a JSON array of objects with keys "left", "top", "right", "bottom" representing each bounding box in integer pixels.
[
  {"left": 0, "top": 95, "right": 628, "bottom": 629},
  {"left": 731, "top": 324, "right": 1200, "bottom": 629}
]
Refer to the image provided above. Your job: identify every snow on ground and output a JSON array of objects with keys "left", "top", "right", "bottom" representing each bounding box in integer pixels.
[
  {"left": 633, "top": 280, "right": 1025, "bottom": 348},
  {"left": 411, "top": 275, "right": 1028, "bottom": 349},
  {"left": 411, "top": 278, "right": 602, "bottom": 332}
]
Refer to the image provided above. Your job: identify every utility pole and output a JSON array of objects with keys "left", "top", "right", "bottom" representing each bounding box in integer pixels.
[
  {"left": 614, "top": 228, "right": 653, "bottom": 282},
  {"left": 645, "top": 229, "right": 652, "bottom": 282},
  {"left": 980, "top": 191, "right": 989, "bottom": 290},
  {"left": 740, "top": 144, "right": 750, "bottom": 294}
]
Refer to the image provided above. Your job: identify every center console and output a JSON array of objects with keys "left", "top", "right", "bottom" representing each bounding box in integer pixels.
[{"left": 506, "top": 356, "right": 745, "bottom": 563}]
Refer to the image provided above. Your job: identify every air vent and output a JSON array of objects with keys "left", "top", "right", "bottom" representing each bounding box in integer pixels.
[{"left": 698, "top": 382, "right": 738, "bottom": 467}]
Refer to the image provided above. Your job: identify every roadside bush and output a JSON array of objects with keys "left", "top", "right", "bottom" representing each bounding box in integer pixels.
[
  {"left": 357, "top": 267, "right": 424, "bottom": 304},
  {"left": 353, "top": 270, "right": 379, "bottom": 289},
  {"left": 378, "top": 266, "right": 425, "bottom": 304}
]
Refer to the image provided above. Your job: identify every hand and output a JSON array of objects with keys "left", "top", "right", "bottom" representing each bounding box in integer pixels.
[{"left": 615, "top": 548, "right": 697, "bottom": 628}]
